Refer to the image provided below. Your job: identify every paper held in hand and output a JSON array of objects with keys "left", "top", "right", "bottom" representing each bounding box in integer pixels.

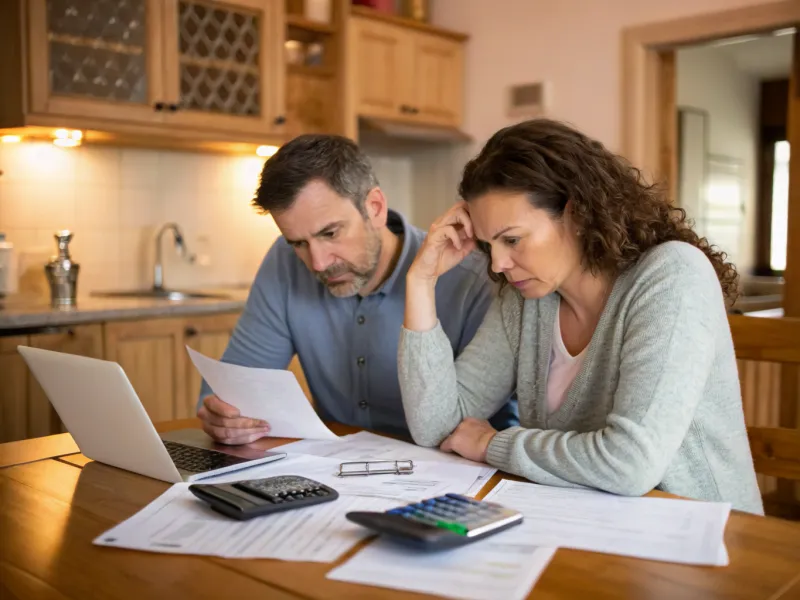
[{"left": 187, "top": 346, "right": 338, "bottom": 440}]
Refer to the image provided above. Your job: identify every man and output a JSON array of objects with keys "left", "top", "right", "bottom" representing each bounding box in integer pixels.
[{"left": 197, "top": 134, "right": 518, "bottom": 444}]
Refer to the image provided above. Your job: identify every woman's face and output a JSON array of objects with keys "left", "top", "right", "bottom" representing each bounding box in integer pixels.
[{"left": 469, "top": 191, "right": 583, "bottom": 298}]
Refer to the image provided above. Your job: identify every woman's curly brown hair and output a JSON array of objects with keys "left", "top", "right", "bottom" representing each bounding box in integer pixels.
[{"left": 458, "top": 118, "right": 739, "bottom": 303}]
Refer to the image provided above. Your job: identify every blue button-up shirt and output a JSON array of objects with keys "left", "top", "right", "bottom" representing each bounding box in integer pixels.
[{"left": 199, "top": 210, "right": 518, "bottom": 436}]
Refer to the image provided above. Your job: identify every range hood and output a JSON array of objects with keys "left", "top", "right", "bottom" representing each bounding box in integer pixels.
[{"left": 358, "top": 116, "right": 472, "bottom": 144}]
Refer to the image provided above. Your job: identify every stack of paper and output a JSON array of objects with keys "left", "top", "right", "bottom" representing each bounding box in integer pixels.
[
  {"left": 482, "top": 480, "right": 731, "bottom": 566},
  {"left": 93, "top": 452, "right": 490, "bottom": 561},
  {"left": 328, "top": 536, "right": 556, "bottom": 600},
  {"left": 326, "top": 479, "right": 732, "bottom": 599},
  {"left": 281, "top": 431, "right": 497, "bottom": 497},
  {"left": 94, "top": 482, "right": 396, "bottom": 562}
]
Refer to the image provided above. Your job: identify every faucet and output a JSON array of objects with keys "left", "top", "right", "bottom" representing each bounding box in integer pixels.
[{"left": 153, "top": 223, "right": 196, "bottom": 291}]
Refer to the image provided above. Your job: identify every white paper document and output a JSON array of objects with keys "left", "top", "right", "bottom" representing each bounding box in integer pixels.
[
  {"left": 483, "top": 480, "right": 731, "bottom": 566},
  {"left": 187, "top": 346, "right": 337, "bottom": 440},
  {"left": 280, "top": 430, "right": 497, "bottom": 494},
  {"left": 327, "top": 536, "right": 556, "bottom": 600},
  {"left": 202, "top": 454, "right": 488, "bottom": 502},
  {"left": 94, "top": 482, "right": 395, "bottom": 562}
]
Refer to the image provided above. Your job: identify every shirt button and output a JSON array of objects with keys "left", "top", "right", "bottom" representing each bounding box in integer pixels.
[
  {"left": 357, "top": 356, "right": 366, "bottom": 366},
  {"left": 357, "top": 315, "right": 366, "bottom": 325},
  {"left": 359, "top": 400, "right": 369, "bottom": 409}
]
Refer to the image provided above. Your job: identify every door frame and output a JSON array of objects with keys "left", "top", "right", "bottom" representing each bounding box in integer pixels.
[
  {"left": 621, "top": 0, "right": 800, "bottom": 313},
  {"left": 621, "top": 1, "right": 800, "bottom": 179}
]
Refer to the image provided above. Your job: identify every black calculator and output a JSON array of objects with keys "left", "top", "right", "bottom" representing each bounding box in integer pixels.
[
  {"left": 346, "top": 493, "right": 523, "bottom": 550},
  {"left": 188, "top": 475, "right": 339, "bottom": 521}
]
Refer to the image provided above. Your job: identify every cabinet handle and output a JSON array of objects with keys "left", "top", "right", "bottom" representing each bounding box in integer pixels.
[
  {"left": 274, "top": 115, "right": 286, "bottom": 125},
  {"left": 410, "top": 107, "right": 420, "bottom": 114},
  {"left": 399, "top": 105, "right": 410, "bottom": 113},
  {"left": 185, "top": 326, "right": 198, "bottom": 338},
  {"left": 154, "top": 102, "right": 165, "bottom": 112},
  {"left": 168, "top": 103, "right": 180, "bottom": 112}
]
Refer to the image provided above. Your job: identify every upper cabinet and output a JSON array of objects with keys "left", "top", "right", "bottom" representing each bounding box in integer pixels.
[
  {"left": 0, "top": 0, "right": 467, "bottom": 150},
  {"left": 349, "top": 12, "right": 465, "bottom": 129},
  {"left": 160, "top": 0, "right": 286, "bottom": 135},
  {"left": 26, "top": 0, "right": 166, "bottom": 125},
  {"left": 0, "top": 0, "right": 286, "bottom": 144}
]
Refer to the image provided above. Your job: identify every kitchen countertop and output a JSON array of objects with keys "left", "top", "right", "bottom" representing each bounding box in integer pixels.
[{"left": 0, "top": 288, "right": 250, "bottom": 332}]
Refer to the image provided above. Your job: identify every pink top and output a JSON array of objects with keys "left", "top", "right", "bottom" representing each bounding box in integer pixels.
[{"left": 546, "top": 300, "right": 587, "bottom": 414}]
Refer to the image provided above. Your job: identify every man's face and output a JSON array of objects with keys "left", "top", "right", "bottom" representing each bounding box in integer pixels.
[{"left": 272, "top": 180, "right": 383, "bottom": 297}]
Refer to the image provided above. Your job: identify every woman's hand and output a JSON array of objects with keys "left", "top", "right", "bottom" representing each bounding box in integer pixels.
[
  {"left": 440, "top": 417, "right": 497, "bottom": 463},
  {"left": 408, "top": 201, "right": 476, "bottom": 283}
]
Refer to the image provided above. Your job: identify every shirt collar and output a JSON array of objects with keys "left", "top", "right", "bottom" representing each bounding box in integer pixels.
[{"left": 373, "top": 209, "right": 413, "bottom": 296}]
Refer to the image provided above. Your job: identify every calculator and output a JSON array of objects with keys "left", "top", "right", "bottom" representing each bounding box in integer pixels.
[
  {"left": 188, "top": 475, "right": 339, "bottom": 521},
  {"left": 346, "top": 493, "right": 523, "bottom": 549}
]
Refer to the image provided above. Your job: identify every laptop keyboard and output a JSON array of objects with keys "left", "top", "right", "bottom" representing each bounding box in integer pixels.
[{"left": 163, "top": 440, "right": 245, "bottom": 473}]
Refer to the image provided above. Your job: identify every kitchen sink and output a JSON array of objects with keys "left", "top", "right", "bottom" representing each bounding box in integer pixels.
[{"left": 91, "top": 289, "right": 232, "bottom": 301}]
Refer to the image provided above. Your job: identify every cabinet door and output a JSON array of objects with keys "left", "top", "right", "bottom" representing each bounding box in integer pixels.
[
  {"left": 0, "top": 336, "right": 30, "bottom": 443},
  {"left": 28, "top": 325, "right": 104, "bottom": 438},
  {"left": 104, "top": 318, "right": 185, "bottom": 424},
  {"left": 183, "top": 312, "right": 240, "bottom": 419},
  {"left": 161, "top": 0, "right": 285, "bottom": 135},
  {"left": 350, "top": 16, "right": 413, "bottom": 121},
  {"left": 410, "top": 32, "right": 463, "bottom": 127},
  {"left": 27, "top": 0, "right": 166, "bottom": 124}
]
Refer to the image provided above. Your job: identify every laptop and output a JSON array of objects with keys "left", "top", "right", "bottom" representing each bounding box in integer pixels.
[{"left": 17, "top": 345, "right": 286, "bottom": 483}]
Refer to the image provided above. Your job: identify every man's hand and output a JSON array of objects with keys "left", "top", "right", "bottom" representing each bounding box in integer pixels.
[
  {"left": 439, "top": 417, "right": 497, "bottom": 462},
  {"left": 197, "top": 394, "right": 271, "bottom": 445}
]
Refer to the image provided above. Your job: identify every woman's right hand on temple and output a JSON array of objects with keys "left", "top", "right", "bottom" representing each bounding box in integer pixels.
[{"left": 408, "top": 201, "right": 476, "bottom": 283}]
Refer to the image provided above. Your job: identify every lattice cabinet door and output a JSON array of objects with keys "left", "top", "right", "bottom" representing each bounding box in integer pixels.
[
  {"left": 161, "top": 0, "right": 285, "bottom": 135},
  {"left": 26, "top": 0, "right": 167, "bottom": 125}
]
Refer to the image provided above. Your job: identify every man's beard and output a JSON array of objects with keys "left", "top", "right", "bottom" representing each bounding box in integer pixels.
[{"left": 316, "top": 226, "right": 382, "bottom": 297}]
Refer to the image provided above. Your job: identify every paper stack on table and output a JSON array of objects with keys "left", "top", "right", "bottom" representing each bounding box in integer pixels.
[
  {"left": 94, "top": 481, "right": 396, "bottom": 562},
  {"left": 482, "top": 480, "right": 731, "bottom": 566},
  {"left": 92, "top": 453, "right": 489, "bottom": 561},
  {"left": 328, "top": 478, "right": 733, "bottom": 600}
]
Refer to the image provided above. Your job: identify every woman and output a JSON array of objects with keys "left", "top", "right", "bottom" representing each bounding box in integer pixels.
[{"left": 399, "top": 119, "right": 763, "bottom": 515}]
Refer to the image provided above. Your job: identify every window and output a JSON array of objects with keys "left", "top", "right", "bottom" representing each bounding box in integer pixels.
[{"left": 770, "top": 141, "right": 790, "bottom": 271}]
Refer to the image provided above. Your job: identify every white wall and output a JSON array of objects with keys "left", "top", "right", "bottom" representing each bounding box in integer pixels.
[
  {"left": 432, "top": 0, "right": 777, "bottom": 152},
  {"left": 676, "top": 44, "right": 759, "bottom": 273}
]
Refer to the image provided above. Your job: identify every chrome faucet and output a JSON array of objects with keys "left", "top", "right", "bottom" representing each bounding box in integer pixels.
[{"left": 153, "top": 223, "right": 196, "bottom": 291}]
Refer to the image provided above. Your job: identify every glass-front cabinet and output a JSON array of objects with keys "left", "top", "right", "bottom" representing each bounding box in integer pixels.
[{"left": 26, "top": 0, "right": 285, "bottom": 135}]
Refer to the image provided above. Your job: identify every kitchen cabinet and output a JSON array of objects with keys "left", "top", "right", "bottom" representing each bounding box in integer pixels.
[
  {"left": 0, "top": 324, "right": 103, "bottom": 443},
  {"left": 2, "top": 310, "right": 314, "bottom": 443},
  {"left": 0, "top": 336, "right": 31, "bottom": 443},
  {"left": 104, "top": 317, "right": 186, "bottom": 424},
  {"left": 350, "top": 14, "right": 464, "bottom": 128},
  {"left": 2, "top": 0, "right": 285, "bottom": 141}
]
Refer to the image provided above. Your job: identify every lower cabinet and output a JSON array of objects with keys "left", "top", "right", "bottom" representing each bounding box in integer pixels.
[
  {"left": 0, "top": 324, "right": 103, "bottom": 443},
  {"left": 1, "top": 309, "right": 314, "bottom": 443}
]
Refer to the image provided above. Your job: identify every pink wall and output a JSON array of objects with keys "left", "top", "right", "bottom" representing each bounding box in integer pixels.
[{"left": 432, "top": 0, "right": 779, "bottom": 153}]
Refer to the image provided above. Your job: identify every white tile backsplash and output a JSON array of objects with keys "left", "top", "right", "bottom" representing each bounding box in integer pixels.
[{"left": 0, "top": 141, "right": 282, "bottom": 296}]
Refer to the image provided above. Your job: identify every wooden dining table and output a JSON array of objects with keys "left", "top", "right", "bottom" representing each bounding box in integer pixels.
[{"left": 3, "top": 418, "right": 800, "bottom": 600}]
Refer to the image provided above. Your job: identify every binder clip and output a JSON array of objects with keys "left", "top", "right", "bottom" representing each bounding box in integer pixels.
[{"left": 336, "top": 459, "right": 415, "bottom": 477}]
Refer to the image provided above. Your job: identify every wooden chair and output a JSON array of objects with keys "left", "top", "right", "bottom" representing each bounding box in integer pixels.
[{"left": 729, "top": 314, "right": 800, "bottom": 518}]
